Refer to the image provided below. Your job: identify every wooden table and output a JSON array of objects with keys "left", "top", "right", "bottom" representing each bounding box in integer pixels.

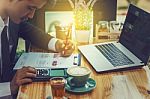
[{"left": 17, "top": 39, "right": 150, "bottom": 99}]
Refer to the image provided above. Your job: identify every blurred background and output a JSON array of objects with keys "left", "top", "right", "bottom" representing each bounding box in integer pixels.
[{"left": 17, "top": 0, "right": 150, "bottom": 53}]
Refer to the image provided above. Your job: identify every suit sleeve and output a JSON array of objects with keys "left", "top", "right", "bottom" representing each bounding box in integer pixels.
[{"left": 19, "top": 22, "right": 54, "bottom": 50}]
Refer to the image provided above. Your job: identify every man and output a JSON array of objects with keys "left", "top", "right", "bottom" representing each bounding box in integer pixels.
[{"left": 0, "top": 0, "right": 75, "bottom": 98}]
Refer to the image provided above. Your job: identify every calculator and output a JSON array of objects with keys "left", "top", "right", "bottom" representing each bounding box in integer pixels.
[{"left": 33, "top": 68, "right": 68, "bottom": 81}]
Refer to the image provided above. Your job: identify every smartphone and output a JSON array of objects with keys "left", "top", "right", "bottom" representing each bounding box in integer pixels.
[{"left": 33, "top": 68, "right": 68, "bottom": 81}]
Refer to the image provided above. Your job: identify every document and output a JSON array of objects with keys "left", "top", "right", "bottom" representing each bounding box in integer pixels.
[{"left": 14, "top": 52, "right": 81, "bottom": 69}]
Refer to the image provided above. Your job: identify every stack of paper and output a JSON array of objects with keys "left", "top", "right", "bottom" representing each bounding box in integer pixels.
[{"left": 14, "top": 52, "right": 81, "bottom": 69}]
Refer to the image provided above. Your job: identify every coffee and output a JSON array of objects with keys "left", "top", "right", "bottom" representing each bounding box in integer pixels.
[
  {"left": 67, "top": 66, "right": 90, "bottom": 76},
  {"left": 67, "top": 66, "right": 91, "bottom": 87},
  {"left": 50, "top": 77, "right": 66, "bottom": 98}
]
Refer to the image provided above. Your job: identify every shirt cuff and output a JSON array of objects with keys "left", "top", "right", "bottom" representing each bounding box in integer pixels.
[
  {"left": 0, "top": 82, "right": 11, "bottom": 97},
  {"left": 48, "top": 38, "right": 58, "bottom": 52}
]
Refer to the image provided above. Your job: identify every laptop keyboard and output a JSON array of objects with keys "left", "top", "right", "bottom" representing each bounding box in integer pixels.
[{"left": 95, "top": 43, "right": 134, "bottom": 67}]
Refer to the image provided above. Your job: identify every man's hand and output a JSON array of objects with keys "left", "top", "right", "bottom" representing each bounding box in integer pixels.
[
  {"left": 10, "top": 66, "right": 36, "bottom": 95},
  {"left": 55, "top": 39, "right": 75, "bottom": 57}
]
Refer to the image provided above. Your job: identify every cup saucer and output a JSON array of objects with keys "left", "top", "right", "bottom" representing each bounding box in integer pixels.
[{"left": 65, "top": 78, "right": 96, "bottom": 93}]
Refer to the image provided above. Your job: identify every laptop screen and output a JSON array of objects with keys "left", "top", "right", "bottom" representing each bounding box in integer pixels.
[{"left": 119, "top": 4, "right": 150, "bottom": 65}]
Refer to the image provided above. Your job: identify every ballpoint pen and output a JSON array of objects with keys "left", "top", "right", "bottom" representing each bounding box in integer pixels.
[{"left": 63, "top": 25, "right": 71, "bottom": 55}]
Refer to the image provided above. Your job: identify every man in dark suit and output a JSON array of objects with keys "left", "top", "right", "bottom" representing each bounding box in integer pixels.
[{"left": 0, "top": 0, "right": 75, "bottom": 97}]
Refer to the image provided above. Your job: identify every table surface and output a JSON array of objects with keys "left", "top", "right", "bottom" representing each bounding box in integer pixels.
[{"left": 17, "top": 39, "right": 150, "bottom": 99}]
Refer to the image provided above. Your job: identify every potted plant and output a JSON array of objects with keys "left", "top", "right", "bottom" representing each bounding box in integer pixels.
[{"left": 68, "top": 0, "right": 97, "bottom": 44}]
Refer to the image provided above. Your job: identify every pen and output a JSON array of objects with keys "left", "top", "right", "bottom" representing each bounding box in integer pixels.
[{"left": 63, "top": 25, "right": 71, "bottom": 55}]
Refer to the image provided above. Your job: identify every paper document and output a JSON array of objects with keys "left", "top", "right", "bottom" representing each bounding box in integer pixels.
[{"left": 14, "top": 52, "right": 81, "bottom": 69}]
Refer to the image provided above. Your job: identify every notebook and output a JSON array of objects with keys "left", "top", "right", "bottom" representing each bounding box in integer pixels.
[
  {"left": 78, "top": 4, "right": 150, "bottom": 72},
  {"left": 14, "top": 52, "right": 81, "bottom": 69}
]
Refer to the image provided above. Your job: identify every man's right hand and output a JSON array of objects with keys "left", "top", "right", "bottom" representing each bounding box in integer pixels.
[{"left": 10, "top": 66, "right": 36, "bottom": 95}]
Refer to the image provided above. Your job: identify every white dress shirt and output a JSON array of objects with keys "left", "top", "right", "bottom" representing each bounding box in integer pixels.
[
  {"left": 0, "top": 16, "right": 11, "bottom": 97},
  {"left": 0, "top": 16, "right": 58, "bottom": 97}
]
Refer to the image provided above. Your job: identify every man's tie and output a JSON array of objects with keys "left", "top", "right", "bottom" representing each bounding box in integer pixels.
[{"left": 0, "top": 26, "right": 11, "bottom": 82}]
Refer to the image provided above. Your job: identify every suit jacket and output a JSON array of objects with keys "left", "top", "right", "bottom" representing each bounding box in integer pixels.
[{"left": 1, "top": 20, "right": 53, "bottom": 82}]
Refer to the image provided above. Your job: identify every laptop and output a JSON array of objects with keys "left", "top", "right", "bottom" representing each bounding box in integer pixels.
[{"left": 78, "top": 4, "right": 150, "bottom": 72}]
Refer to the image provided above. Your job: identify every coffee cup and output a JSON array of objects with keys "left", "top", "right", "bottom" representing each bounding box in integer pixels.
[{"left": 67, "top": 66, "right": 91, "bottom": 87}]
